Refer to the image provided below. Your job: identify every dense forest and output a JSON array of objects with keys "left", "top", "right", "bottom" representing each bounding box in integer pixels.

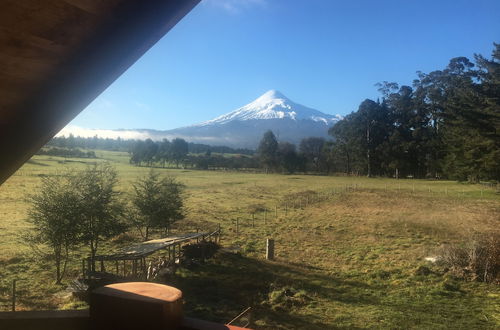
[
  {"left": 327, "top": 44, "right": 499, "bottom": 181},
  {"left": 256, "top": 45, "right": 499, "bottom": 181},
  {"left": 48, "top": 44, "right": 499, "bottom": 181}
]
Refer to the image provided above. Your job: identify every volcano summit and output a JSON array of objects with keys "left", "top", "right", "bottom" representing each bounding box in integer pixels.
[{"left": 160, "top": 90, "right": 342, "bottom": 148}]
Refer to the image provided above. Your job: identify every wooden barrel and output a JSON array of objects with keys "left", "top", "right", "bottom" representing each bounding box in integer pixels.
[{"left": 90, "top": 282, "right": 183, "bottom": 329}]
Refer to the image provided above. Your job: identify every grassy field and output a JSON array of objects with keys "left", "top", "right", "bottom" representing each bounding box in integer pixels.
[{"left": 0, "top": 150, "right": 499, "bottom": 329}]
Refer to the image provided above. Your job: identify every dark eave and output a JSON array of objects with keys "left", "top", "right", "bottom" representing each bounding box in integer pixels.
[{"left": 0, "top": 0, "right": 200, "bottom": 185}]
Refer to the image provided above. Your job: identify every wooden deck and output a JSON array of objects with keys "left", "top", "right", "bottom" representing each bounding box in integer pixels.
[{"left": 83, "top": 227, "right": 221, "bottom": 280}]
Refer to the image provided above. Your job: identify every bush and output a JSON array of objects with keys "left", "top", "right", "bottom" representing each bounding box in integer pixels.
[
  {"left": 267, "top": 285, "right": 311, "bottom": 311},
  {"left": 182, "top": 241, "right": 220, "bottom": 260},
  {"left": 439, "top": 233, "right": 500, "bottom": 284}
]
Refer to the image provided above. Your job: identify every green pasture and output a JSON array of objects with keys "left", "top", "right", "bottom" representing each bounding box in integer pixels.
[{"left": 0, "top": 150, "right": 499, "bottom": 329}]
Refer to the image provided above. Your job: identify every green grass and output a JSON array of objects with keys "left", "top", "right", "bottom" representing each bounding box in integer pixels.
[{"left": 0, "top": 150, "right": 499, "bottom": 329}]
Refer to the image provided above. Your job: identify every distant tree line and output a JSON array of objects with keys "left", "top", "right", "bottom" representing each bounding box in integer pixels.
[
  {"left": 256, "top": 45, "right": 499, "bottom": 181},
  {"left": 128, "top": 138, "right": 258, "bottom": 170},
  {"left": 48, "top": 135, "right": 253, "bottom": 155},
  {"left": 37, "top": 147, "right": 96, "bottom": 159},
  {"left": 48, "top": 135, "right": 134, "bottom": 151}
]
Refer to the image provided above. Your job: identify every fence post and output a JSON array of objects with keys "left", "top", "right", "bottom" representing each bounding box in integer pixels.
[
  {"left": 11, "top": 279, "right": 16, "bottom": 312},
  {"left": 266, "top": 239, "right": 275, "bottom": 260},
  {"left": 275, "top": 205, "right": 278, "bottom": 218},
  {"left": 218, "top": 223, "right": 221, "bottom": 244}
]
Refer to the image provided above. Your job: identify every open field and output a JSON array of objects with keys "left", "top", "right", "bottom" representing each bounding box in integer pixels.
[{"left": 0, "top": 150, "right": 499, "bottom": 329}]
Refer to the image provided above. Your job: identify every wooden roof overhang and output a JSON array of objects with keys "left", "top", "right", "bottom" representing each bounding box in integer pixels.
[{"left": 0, "top": 0, "right": 200, "bottom": 185}]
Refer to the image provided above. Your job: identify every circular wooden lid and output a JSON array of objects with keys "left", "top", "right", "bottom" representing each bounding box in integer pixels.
[{"left": 94, "top": 282, "right": 182, "bottom": 303}]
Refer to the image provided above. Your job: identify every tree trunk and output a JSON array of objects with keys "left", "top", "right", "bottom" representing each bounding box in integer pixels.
[
  {"left": 90, "top": 240, "right": 98, "bottom": 272},
  {"left": 54, "top": 246, "right": 62, "bottom": 284}
]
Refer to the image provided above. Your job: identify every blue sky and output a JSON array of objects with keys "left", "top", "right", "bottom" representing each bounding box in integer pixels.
[{"left": 68, "top": 0, "right": 500, "bottom": 131}]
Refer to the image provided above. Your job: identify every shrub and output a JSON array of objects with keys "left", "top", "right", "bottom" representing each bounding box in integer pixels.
[
  {"left": 439, "top": 233, "right": 500, "bottom": 283},
  {"left": 182, "top": 241, "right": 220, "bottom": 260}
]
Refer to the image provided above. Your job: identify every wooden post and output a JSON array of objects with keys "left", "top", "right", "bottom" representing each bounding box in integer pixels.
[
  {"left": 266, "top": 239, "right": 275, "bottom": 260},
  {"left": 275, "top": 205, "right": 278, "bottom": 218},
  {"left": 123, "top": 260, "right": 126, "bottom": 276},
  {"left": 132, "top": 260, "right": 137, "bottom": 277},
  {"left": 264, "top": 210, "right": 267, "bottom": 225},
  {"left": 115, "top": 260, "right": 119, "bottom": 274},
  {"left": 236, "top": 218, "right": 239, "bottom": 235},
  {"left": 100, "top": 260, "right": 104, "bottom": 272},
  {"left": 285, "top": 203, "right": 288, "bottom": 216},
  {"left": 87, "top": 258, "right": 91, "bottom": 276},
  {"left": 82, "top": 259, "right": 86, "bottom": 279},
  {"left": 11, "top": 279, "right": 16, "bottom": 312},
  {"left": 252, "top": 213, "right": 255, "bottom": 228}
]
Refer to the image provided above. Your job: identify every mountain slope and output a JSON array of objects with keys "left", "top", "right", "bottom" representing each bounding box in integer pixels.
[
  {"left": 197, "top": 90, "right": 340, "bottom": 125},
  {"left": 58, "top": 90, "right": 342, "bottom": 149},
  {"left": 162, "top": 90, "right": 341, "bottom": 148}
]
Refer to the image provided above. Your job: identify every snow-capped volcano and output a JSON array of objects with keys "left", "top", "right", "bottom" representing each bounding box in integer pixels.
[
  {"left": 161, "top": 90, "right": 342, "bottom": 148},
  {"left": 196, "top": 90, "right": 340, "bottom": 126},
  {"left": 59, "top": 90, "right": 342, "bottom": 149}
]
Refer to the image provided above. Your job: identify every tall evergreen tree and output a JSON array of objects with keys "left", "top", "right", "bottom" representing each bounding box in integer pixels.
[{"left": 257, "top": 130, "right": 278, "bottom": 172}]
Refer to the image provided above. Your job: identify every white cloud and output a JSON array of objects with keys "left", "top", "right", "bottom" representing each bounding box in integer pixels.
[
  {"left": 203, "top": 0, "right": 267, "bottom": 14},
  {"left": 57, "top": 126, "right": 152, "bottom": 140}
]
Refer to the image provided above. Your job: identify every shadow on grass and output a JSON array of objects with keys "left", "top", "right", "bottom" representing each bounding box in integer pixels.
[{"left": 167, "top": 251, "right": 379, "bottom": 329}]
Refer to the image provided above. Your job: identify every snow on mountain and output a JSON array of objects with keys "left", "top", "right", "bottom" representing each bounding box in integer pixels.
[
  {"left": 58, "top": 90, "right": 343, "bottom": 149},
  {"left": 195, "top": 90, "right": 339, "bottom": 126}
]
